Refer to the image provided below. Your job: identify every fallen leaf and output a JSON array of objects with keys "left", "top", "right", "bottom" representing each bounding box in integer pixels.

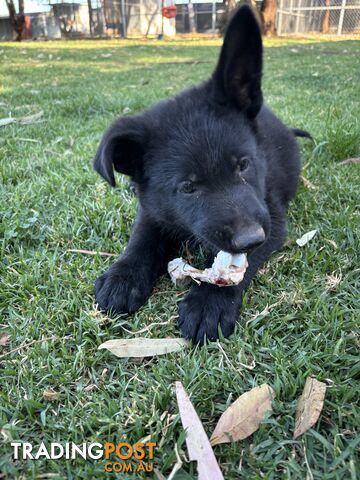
[
  {"left": 19, "top": 111, "right": 44, "bottom": 124},
  {"left": 294, "top": 377, "right": 327, "bottom": 438},
  {"left": 0, "top": 333, "right": 10, "bottom": 346},
  {"left": 0, "top": 118, "right": 15, "bottom": 127},
  {"left": 210, "top": 384, "right": 274, "bottom": 445},
  {"left": 43, "top": 389, "right": 60, "bottom": 401},
  {"left": 98, "top": 337, "right": 188, "bottom": 358},
  {"left": 175, "top": 381, "right": 224, "bottom": 480},
  {"left": 296, "top": 229, "right": 318, "bottom": 247},
  {"left": 339, "top": 157, "right": 360, "bottom": 165}
]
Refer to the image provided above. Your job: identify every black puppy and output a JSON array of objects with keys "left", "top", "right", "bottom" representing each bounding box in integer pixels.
[{"left": 93, "top": 5, "right": 304, "bottom": 344}]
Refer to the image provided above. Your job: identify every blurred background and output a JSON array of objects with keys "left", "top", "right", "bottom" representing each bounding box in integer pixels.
[{"left": 1, "top": 0, "right": 360, "bottom": 41}]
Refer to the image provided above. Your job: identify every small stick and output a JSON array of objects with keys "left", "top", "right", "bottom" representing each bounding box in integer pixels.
[
  {"left": 301, "top": 175, "right": 317, "bottom": 190},
  {"left": 339, "top": 157, "right": 360, "bottom": 165},
  {"left": 67, "top": 249, "right": 118, "bottom": 257},
  {"left": 0, "top": 335, "right": 73, "bottom": 360}
]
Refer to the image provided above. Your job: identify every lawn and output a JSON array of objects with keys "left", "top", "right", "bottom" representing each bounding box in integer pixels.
[{"left": 0, "top": 36, "right": 359, "bottom": 479}]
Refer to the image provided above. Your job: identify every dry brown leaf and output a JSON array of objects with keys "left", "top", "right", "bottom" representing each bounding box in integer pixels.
[
  {"left": 43, "top": 389, "right": 60, "bottom": 401},
  {"left": 294, "top": 377, "right": 327, "bottom": 438},
  {"left": 0, "top": 333, "right": 10, "bottom": 346},
  {"left": 175, "top": 381, "right": 224, "bottom": 480},
  {"left": 339, "top": 157, "right": 360, "bottom": 165},
  {"left": 210, "top": 384, "right": 274, "bottom": 446},
  {"left": 98, "top": 337, "right": 188, "bottom": 358}
]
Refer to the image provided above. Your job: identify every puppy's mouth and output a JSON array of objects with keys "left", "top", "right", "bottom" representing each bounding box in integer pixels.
[
  {"left": 220, "top": 247, "right": 262, "bottom": 258},
  {"left": 194, "top": 238, "right": 239, "bottom": 258},
  {"left": 199, "top": 235, "right": 266, "bottom": 257},
  {"left": 226, "top": 243, "right": 264, "bottom": 256}
]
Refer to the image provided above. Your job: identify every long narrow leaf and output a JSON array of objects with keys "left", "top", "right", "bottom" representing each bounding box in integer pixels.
[
  {"left": 98, "top": 337, "right": 188, "bottom": 358},
  {"left": 175, "top": 381, "right": 224, "bottom": 480}
]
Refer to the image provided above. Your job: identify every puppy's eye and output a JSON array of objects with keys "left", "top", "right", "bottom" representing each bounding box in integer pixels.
[
  {"left": 236, "top": 156, "right": 250, "bottom": 173},
  {"left": 180, "top": 181, "right": 195, "bottom": 194}
]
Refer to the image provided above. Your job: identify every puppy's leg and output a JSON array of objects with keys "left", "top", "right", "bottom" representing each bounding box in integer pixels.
[
  {"left": 178, "top": 281, "right": 240, "bottom": 344},
  {"left": 178, "top": 213, "right": 287, "bottom": 344},
  {"left": 95, "top": 209, "right": 171, "bottom": 314}
]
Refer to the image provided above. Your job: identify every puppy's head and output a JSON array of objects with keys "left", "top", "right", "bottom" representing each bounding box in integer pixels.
[{"left": 94, "top": 5, "right": 269, "bottom": 254}]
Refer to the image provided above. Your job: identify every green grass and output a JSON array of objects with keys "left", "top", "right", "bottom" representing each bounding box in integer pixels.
[{"left": 0, "top": 37, "right": 359, "bottom": 479}]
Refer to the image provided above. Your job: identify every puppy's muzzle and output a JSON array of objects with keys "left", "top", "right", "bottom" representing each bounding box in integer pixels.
[{"left": 229, "top": 224, "right": 265, "bottom": 253}]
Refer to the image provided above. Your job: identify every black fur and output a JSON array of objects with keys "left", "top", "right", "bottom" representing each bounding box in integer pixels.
[{"left": 93, "top": 5, "right": 303, "bottom": 344}]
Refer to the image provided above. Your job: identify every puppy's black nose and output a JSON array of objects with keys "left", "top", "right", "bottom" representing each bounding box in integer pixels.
[{"left": 231, "top": 225, "right": 265, "bottom": 252}]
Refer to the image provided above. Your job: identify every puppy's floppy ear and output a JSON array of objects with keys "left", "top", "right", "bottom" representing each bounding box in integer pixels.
[
  {"left": 93, "top": 116, "right": 148, "bottom": 187},
  {"left": 212, "top": 5, "right": 263, "bottom": 118}
]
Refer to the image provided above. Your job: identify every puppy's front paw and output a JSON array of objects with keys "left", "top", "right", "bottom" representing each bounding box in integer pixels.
[
  {"left": 178, "top": 285, "right": 239, "bottom": 344},
  {"left": 95, "top": 262, "right": 154, "bottom": 314}
]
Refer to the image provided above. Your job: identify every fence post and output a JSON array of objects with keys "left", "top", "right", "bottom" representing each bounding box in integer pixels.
[
  {"left": 121, "top": 0, "right": 127, "bottom": 37},
  {"left": 99, "top": 0, "right": 106, "bottom": 35},
  {"left": 188, "top": 0, "right": 196, "bottom": 33},
  {"left": 295, "top": 0, "right": 301, "bottom": 33},
  {"left": 212, "top": 0, "right": 216, "bottom": 37},
  {"left": 337, "top": 0, "right": 347, "bottom": 35},
  {"left": 278, "top": 0, "right": 283, "bottom": 35}
]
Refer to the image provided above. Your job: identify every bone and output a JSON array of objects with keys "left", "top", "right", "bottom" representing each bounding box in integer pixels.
[{"left": 168, "top": 251, "right": 248, "bottom": 287}]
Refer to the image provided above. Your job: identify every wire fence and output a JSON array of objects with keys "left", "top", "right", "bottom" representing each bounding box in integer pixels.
[
  {"left": 1, "top": 0, "right": 360, "bottom": 40},
  {"left": 28, "top": 0, "right": 225, "bottom": 38},
  {"left": 277, "top": 0, "right": 360, "bottom": 34},
  {"left": 175, "top": 2, "right": 224, "bottom": 34},
  {"left": 67, "top": 0, "right": 360, "bottom": 37},
  {"left": 91, "top": 0, "right": 225, "bottom": 37}
]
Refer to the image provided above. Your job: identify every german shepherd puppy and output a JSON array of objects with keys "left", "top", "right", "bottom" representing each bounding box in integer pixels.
[{"left": 93, "top": 5, "right": 306, "bottom": 344}]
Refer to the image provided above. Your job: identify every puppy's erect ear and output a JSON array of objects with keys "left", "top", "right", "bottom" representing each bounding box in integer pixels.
[
  {"left": 93, "top": 116, "right": 148, "bottom": 186},
  {"left": 212, "top": 5, "right": 263, "bottom": 118}
]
